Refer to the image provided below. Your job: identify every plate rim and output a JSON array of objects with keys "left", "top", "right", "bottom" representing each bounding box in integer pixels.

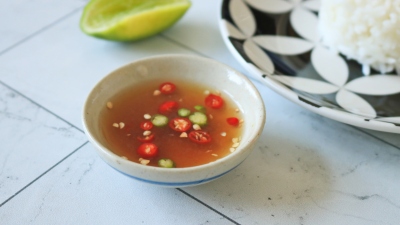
[{"left": 219, "top": 0, "right": 400, "bottom": 134}]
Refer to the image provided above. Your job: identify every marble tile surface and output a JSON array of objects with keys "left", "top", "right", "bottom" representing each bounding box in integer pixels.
[
  {"left": 181, "top": 81, "right": 400, "bottom": 225},
  {"left": 0, "top": 144, "right": 234, "bottom": 225},
  {"left": 0, "top": 0, "right": 399, "bottom": 224},
  {"left": 161, "top": 0, "right": 246, "bottom": 75},
  {"left": 0, "top": 82, "right": 86, "bottom": 204},
  {"left": 357, "top": 128, "right": 400, "bottom": 148},
  {"left": 0, "top": 0, "right": 85, "bottom": 53}
]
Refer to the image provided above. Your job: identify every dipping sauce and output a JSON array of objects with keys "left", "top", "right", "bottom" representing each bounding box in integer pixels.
[{"left": 100, "top": 80, "right": 243, "bottom": 168}]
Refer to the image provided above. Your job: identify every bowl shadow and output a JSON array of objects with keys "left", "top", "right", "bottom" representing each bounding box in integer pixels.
[{"left": 180, "top": 130, "right": 334, "bottom": 216}]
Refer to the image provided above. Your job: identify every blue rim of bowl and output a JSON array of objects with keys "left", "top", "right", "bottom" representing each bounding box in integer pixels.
[{"left": 112, "top": 163, "right": 241, "bottom": 187}]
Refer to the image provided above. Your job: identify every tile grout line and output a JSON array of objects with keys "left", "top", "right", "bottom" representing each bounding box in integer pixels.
[
  {"left": 0, "top": 6, "right": 85, "bottom": 134},
  {"left": 352, "top": 127, "right": 400, "bottom": 151},
  {"left": 160, "top": 32, "right": 254, "bottom": 81},
  {"left": 0, "top": 141, "right": 89, "bottom": 208},
  {"left": 0, "top": 80, "right": 84, "bottom": 133},
  {"left": 159, "top": 33, "right": 209, "bottom": 58},
  {"left": 0, "top": 7, "right": 83, "bottom": 57},
  {"left": 177, "top": 188, "right": 241, "bottom": 225}
]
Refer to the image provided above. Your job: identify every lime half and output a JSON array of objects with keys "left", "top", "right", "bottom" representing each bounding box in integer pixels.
[{"left": 80, "top": 0, "right": 191, "bottom": 41}]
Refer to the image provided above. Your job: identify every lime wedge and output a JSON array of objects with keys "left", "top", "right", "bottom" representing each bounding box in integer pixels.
[{"left": 80, "top": 0, "right": 191, "bottom": 41}]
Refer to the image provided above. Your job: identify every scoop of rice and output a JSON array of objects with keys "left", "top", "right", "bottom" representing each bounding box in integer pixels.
[{"left": 318, "top": 0, "right": 400, "bottom": 75}]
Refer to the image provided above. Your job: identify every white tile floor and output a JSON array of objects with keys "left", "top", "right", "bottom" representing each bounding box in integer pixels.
[
  {"left": 0, "top": 0, "right": 399, "bottom": 224},
  {"left": 0, "top": 0, "right": 86, "bottom": 53},
  {"left": 0, "top": 82, "right": 86, "bottom": 204}
]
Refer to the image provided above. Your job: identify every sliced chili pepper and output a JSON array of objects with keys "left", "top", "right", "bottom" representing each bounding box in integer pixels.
[
  {"left": 137, "top": 143, "right": 158, "bottom": 158},
  {"left": 137, "top": 134, "right": 155, "bottom": 143},
  {"left": 159, "top": 101, "right": 178, "bottom": 114},
  {"left": 205, "top": 94, "right": 224, "bottom": 109},
  {"left": 227, "top": 117, "right": 239, "bottom": 126},
  {"left": 159, "top": 82, "right": 176, "bottom": 94},
  {"left": 169, "top": 118, "right": 192, "bottom": 132},
  {"left": 140, "top": 121, "right": 153, "bottom": 130},
  {"left": 188, "top": 131, "right": 212, "bottom": 144}
]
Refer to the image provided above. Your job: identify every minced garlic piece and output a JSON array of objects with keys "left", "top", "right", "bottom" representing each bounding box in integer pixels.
[
  {"left": 153, "top": 90, "right": 161, "bottom": 96},
  {"left": 144, "top": 114, "right": 151, "bottom": 119},
  {"left": 232, "top": 138, "right": 239, "bottom": 143},
  {"left": 220, "top": 132, "right": 226, "bottom": 137},
  {"left": 112, "top": 123, "right": 119, "bottom": 128},
  {"left": 212, "top": 154, "right": 218, "bottom": 157},
  {"left": 106, "top": 102, "right": 113, "bottom": 109},
  {"left": 143, "top": 131, "right": 151, "bottom": 136},
  {"left": 232, "top": 143, "right": 240, "bottom": 148},
  {"left": 230, "top": 148, "right": 236, "bottom": 153},
  {"left": 209, "top": 114, "right": 213, "bottom": 119},
  {"left": 204, "top": 90, "right": 210, "bottom": 95},
  {"left": 180, "top": 132, "right": 188, "bottom": 138},
  {"left": 139, "top": 158, "right": 150, "bottom": 165},
  {"left": 119, "top": 122, "right": 125, "bottom": 129},
  {"left": 193, "top": 124, "right": 201, "bottom": 130}
]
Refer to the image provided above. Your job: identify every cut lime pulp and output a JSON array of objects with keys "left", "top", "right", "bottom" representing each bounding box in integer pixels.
[{"left": 80, "top": 0, "right": 191, "bottom": 41}]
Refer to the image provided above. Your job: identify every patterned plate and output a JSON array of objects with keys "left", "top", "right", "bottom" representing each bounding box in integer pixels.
[{"left": 220, "top": 0, "right": 400, "bottom": 133}]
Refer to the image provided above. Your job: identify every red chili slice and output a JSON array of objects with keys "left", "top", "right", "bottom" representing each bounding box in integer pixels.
[
  {"left": 205, "top": 94, "right": 224, "bottom": 109},
  {"left": 159, "top": 82, "right": 176, "bottom": 94},
  {"left": 140, "top": 121, "right": 153, "bottom": 130},
  {"left": 159, "top": 101, "right": 178, "bottom": 113},
  {"left": 188, "top": 131, "right": 212, "bottom": 144},
  {"left": 137, "top": 143, "right": 158, "bottom": 158},
  {"left": 227, "top": 117, "right": 239, "bottom": 126},
  {"left": 169, "top": 118, "right": 192, "bottom": 132},
  {"left": 137, "top": 134, "right": 155, "bottom": 143}
]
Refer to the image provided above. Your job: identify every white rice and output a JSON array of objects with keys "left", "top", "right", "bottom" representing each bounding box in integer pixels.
[{"left": 318, "top": 0, "right": 400, "bottom": 75}]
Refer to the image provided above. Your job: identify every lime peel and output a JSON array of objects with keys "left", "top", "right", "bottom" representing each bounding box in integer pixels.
[{"left": 80, "top": 0, "right": 191, "bottom": 41}]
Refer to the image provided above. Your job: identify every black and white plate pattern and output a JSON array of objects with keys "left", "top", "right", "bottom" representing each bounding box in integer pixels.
[{"left": 220, "top": 0, "right": 400, "bottom": 133}]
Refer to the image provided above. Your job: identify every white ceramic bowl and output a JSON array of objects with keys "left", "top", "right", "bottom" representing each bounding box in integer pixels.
[{"left": 82, "top": 54, "right": 265, "bottom": 187}]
